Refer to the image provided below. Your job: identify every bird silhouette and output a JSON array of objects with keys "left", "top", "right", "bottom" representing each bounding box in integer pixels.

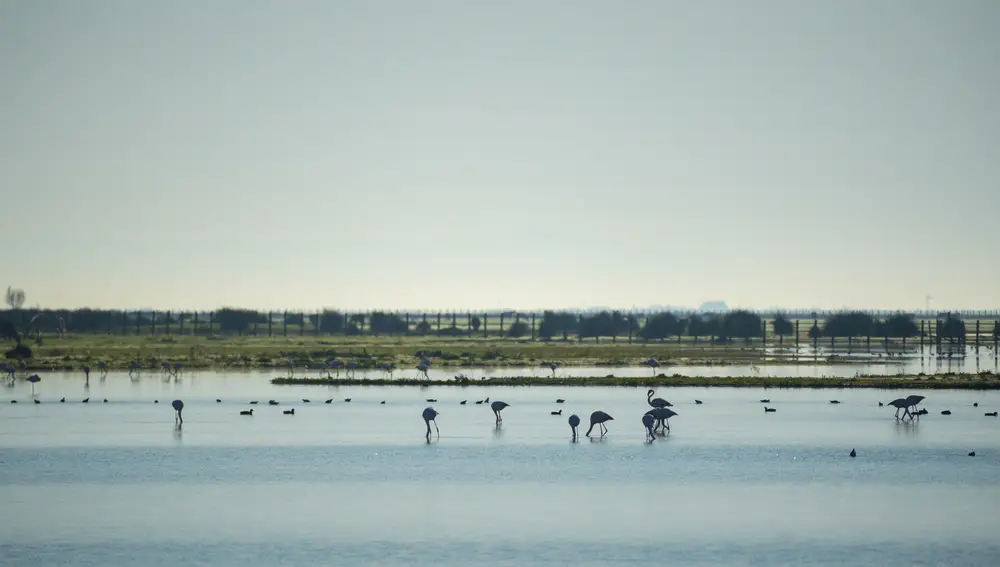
[
  {"left": 325, "top": 399, "right": 333, "bottom": 404},
  {"left": 765, "top": 407, "right": 776, "bottom": 413},
  {"left": 968, "top": 451, "right": 976, "bottom": 457},
  {"left": 586, "top": 411, "right": 613, "bottom": 437},
  {"left": 380, "top": 400, "right": 385, "bottom": 404},
  {"left": 490, "top": 400, "right": 509, "bottom": 424},
  {"left": 888, "top": 398, "right": 911, "bottom": 420},
  {"left": 240, "top": 409, "right": 253, "bottom": 416},
  {"left": 302, "top": 399, "right": 310, "bottom": 403},
  {"left": 647, "top": 389, "right": 671, "bottom": 409},
  {"left": 645, "top": 407, "right": 677, "bottom": 432},
  {"left": 830, "top": 400, "right": 841, "bottom": 404},
  {"left": 268, "top": 400, "right": 279, "bottom": 406},
  {"left": 344, "top": 398, "right": 352, "bottom": 403},
  {"left": 642, "top": 413, "right": 656, "bottom": 442},
  {"left": 941, "top": 410, "right": 952, "bottom": 415},
  {"left": 760, "top": 399, "right": 771, "bottom": 404},
  {"left": 426, "top": 398, "right": 437, "bottom": 403},
  {"left": 33, "top": 399, "right": 40, "bottom": 404},
  {"left": 284, "top": 409, "right": 295, "bottom": 415},
  {"left": 422, "top": 407, "right": 439, "bottom": 440},
  {"left": 216, "top": 399, "right": 222, "bottom": 403},
  {"left": 850, "top": 448, "right": 856, "bottom": 458},
  {"left": 249, "top": 401, "right": 258, "bottom": 405},
  {"left": 568, "top": 414, "right": 580, "bottom": 441},
  {"left": 986, "top": 412, "right": 998, "bottom": 417},
  {"left": 551, "top": 409, "right": 562, "bottom": 416},
  {"left": 26, "top": 374, "right": 40, "bottom": 396},
  {"left": 555, "top": 399, "right": 565, "bottom": 404},
  {"left": 82, "top": 398, "right": 89, "bottom": 403},
  {"left": 172, "top": 400, "right": 184, "bottom": 424},
  {"left": 460, "top": 400, "right": 467, "bottom": 405},
  {"left": 974, "top": 402, "right": 979, "bottom": 407},
  {"left": 60, "top": 397, "right": 65, "bottom": 403},
  {"left": 695, "top": 400, "right": 703, "bottom": 404}
]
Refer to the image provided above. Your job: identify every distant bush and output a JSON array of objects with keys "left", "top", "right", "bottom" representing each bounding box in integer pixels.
[
  {"left": 883, "top": 313, "right": 919, "bottom": 338},
  {"left": 772, "top": 314, "right": 794, "bottom": 337},
  {"left": 721, "top": 310, "right": 763, "bottom": 340},
  {"left": 822, "top": 311, "right": 877, "bottom": 337},
  {"left": 639, "top": 312, "right": 683, "bottom": 340},
  {"left": 507, "top": 321, "right": 529, "bottom": 338}
]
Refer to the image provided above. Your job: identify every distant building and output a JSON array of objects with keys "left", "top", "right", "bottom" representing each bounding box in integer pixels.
[{"left": 698, "top": 301, "right": 729, "bottom": 313}]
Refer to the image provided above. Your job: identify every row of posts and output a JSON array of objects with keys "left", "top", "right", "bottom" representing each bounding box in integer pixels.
[{"left": 76, "top": 311, "right": 999, "bottom": 350}]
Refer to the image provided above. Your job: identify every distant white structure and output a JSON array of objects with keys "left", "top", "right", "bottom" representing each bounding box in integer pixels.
[{"left": 698, "top": 301, "right": 729, "bottom": 313}]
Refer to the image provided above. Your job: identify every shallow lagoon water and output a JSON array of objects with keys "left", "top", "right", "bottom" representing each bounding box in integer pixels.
[{"left": 2, "top": 372, "right": 1000, "bottom": 566}]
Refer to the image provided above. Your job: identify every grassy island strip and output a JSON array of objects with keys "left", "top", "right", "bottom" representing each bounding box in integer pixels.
[{"left": 271, "top": 373, "right": 1000, "bottom": 390}]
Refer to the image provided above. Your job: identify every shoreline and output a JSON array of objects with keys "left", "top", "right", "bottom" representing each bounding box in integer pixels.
[{"left": 270, "top": 373, "right": 1000, "bottom": 390}]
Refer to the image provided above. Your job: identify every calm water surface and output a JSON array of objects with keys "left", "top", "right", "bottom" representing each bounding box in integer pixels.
[{"left": 2, "top": 372, "right": 999, "bottom": 566}]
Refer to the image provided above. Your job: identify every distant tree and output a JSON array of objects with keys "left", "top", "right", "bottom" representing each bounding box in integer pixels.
[
  {"left": 639, "top": 312, "right": 684, "bottom": 341},
  {"left": 688, "top": 314, "right": 721, "bottom": 341},
  {"left": 721, "top": 310, "right": 763, "bottom": 341},
  {"left": 773, "top": 314, "right": 794, "bottom": 344},
  {"left": 937, "top": 313, "right": 966, "bottom": 343},
  {"left": 883, "top": 313, "right": 919, "bottom": 338},
  {"left": 5, "top": 287, "right": 25, "bottom": 310},
  {"left": 822, "top": 311, "right": 877, "bottom": 337},
  {"left": 370, "top": 312, "right": 408, "bottom": 335},
  {"left": 578, "top": 311, "right": 629, "bottom": 339},
  {"left": 808, "top": 322, "right": 822, "bottom": 339},
  {"left": 538, "top": 311, "right": 577, "bottom": 340},
  {"left": 317, "top": 310, "right": 345, "bottom": 333},
  {"left": 994, "top": 321, "right": 1000, "bottom": 339},
  {"left": 507, "top": 321, "right": 529, "bottom": 338},
  {"left": 217, "top": 308, "right": 267, "bottom": 333},
  {"left": 471, "top": 316, "right": 481, "bottom": 331},
  {"left": 415, "top": 321, "right": 432, "bottom": 335},
  {"left": 284, "top": 312, "right": 305, "bottom": 325}
]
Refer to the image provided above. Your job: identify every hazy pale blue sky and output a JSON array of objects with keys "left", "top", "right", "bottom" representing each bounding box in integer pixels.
[{"left": 1, "top": 0, "right": 997, "bottom": 311}]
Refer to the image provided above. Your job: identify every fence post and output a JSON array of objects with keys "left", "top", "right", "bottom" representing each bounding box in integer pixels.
[
  {"left": 436, "top": 311, "right": 442, "bottom": 333},
  {"left": 299, "top": 312, "right": 304, "bottom": 336},
  {"left": 165, "top": 311, "right": 171, "bottom": 335},
  {"left": 499, "top": 312, "right": 505, "bottom": 338},
  {"left": 268, "top": 311, "right": 272, "bottom": 337},
  {"left": 483, "top": 312, "right": 488, "bottom": 339},
  {"left": 151, "top": 311, "right": 157, "bottom": 335},
  {"left": 531, "top": 312, "right": 537, "bottom": 341},
  {"left": 283, "top": 311, "right": 288, "bottom": 337},
  {"left": 209, "top": 311, "right": 214, "bottom": 334},
  {"left": 194, "top": 311, "right": 199, "bottom": 336},
  {"left": 122, "top": 310, "right": 128, "bottom": 336}
]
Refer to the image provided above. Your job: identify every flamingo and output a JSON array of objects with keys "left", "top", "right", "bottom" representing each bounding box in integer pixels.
[
  {"left": 416, "top": 362, "right": 429, "bottom": 379},
  {"left": 645, "top": 407, "right": 677, "bottom": 432},
  {"left": 161, "top": 361, "right": 171, "bottom": 374},
  {"left": 491, "top": 400, "right": 510, "bottom": 424},
  {"left": 328, "top": 359, "right": 343, "bottom": 378},
  {"left": 422, "top": 407, "right": 439, "bottom": 440},
  {"left": 172, "top": 400, "right": 184, "bottom": 424},
  {"left": 98, "top": 361, "right": 108, "bottom": 376},
  {"left": 644, "top": 358, "right": 660, "bottom": 375},
  {"left": 346, "top": 361, "right": 357, "bottom": 378},
  {"left": 888, "top": 398, "right": 911, "bottom": 420},
  {"left": 642, "top": 413, "right": 656, "bottom": 441},
  {"left": 286, "top": 360, "right": 295, "bottom": 378},
  {"left": 1, "top": 363, "right": 13, "bottom": 381},
  {"left": 647, "top": 389, "right": 671, "bottom": 409},
  {"left": 382, "top": 363, "right": 395, "bottom": 379},
  {"left": 26, "top": 374, "right": 40, "bottom": 396},
  {"left": 172, "top": 362, "right": 183, "bottom": 376},
  {"left": 586, "top": 411, "right": 613, "bottom": 437},
  {"left": 547, "top": 362, "right": 559, "bottom": 377},
  {"left": 83, "top": 366, "right": 90, "bottom": 381},
  {"left": 128, "top": 361, "right": 141, "bottom": 377},
  {"left": 17, "top": 359, "right": 26, "bottom": 375},
  {"left": 905, "top": 395, "right": 926, "bottom": 416},
  {"left": 568, "top": 414, "right": 580, "bottom": 441}
]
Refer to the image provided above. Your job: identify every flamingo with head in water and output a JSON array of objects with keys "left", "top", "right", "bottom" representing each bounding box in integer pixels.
[
  {"left": 642, "top": 413, "right": 656, "bottom": 441},
  {"left": 645, "top": 407, "right": 677, "bottom": 432},
  {"left": 888, "top": 398, "right": 912, "bottom": 420},
  {"left": 422, "top": 407, "right": 439, "bottom": 440},
  {"left": 568, "top": 414, "right": 581, "bottom": 441},
  {"left": 490, "top": 400, "right": 509, "bottom": 424},
  {"left": 586, "top": 411, "right": 613, "bottom": 437},
  {"left": 416, "top": 361, "right": 430, "bottom": 379},
  {"left": 172, "top": 400, "right": 184, "bottom": 424}
]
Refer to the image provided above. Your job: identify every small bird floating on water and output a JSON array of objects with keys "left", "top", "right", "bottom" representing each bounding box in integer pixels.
[
  {"left": 551, "top": 409, "right": 562, "bottom": 416},
  {"left": 240, "top": 409, "right": 253, "bottom": 416},
  {"left": 968, "top": 451, "right": 976, "bottom": 457},
  {"left": 268, "top": 400, "right": 279, "bottom": 406},
  {"left": 986, "top": 412, "right": 998, "bottom": 417},
  {"left": 82, "top": 398, "right": 89, "bottom": 403},
  {"left": 344, "top": 398, "right": 352, "bottom": 403},
  {"left": 9, "top": 400, "right": 16, "bottom": 404},
  {"left": 460, "top": 400, "right": 467, "bottom": 405},
  {"left": 249, "top": 401, "right": 258, "bottom": 405},
  {"left": 830, "top": 400, "right": 841, "bottom": 404},
  {"left": 695, "top": 400, "right": 703, "bottom": 404},
  {"left": 380, "top": 400, "right": 385, "bottom": 404},
  {"left": 878, "top": 402, "right": 884, "bottom": 407},
  {"left": 765, "top": 407, "right": 776, "bottom": 413},
  {"left": 426, "top": 399, "right": 437, "bottom": 403},
  {"left": 33, "top": 399, "right": 40, "bottom": 404},
  {"left": 302, "top": 399, "right": 310, "bottom": 403},
  {"left": 556, "top": 399, "right": 565, "bottom": 404},
  {"left": 850, "top": 449, "right": 856, "bottom": 458},
  {"left": 216, "top": 399, "right": 222, "bottom": 403},
  {"left": 325, "top": 399, "right": 332, "bottom": 404},
  {"left": 60, "top": 397, "right": 65, "bottom": 403},
  {"left": 154, "top": 400, "right": 159, "bottom": 404},
  {"left": 760, "top": 399, "right": 771, "bottom": 404},
  {"left": 284, "top": 409, "right": 295, "bottom": 415},
  {"left": 974, "top": 402, "right": 979, "bottom": 407},
  {"left": 941, "top": 410, "right": 952, "bottom": 415}
]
